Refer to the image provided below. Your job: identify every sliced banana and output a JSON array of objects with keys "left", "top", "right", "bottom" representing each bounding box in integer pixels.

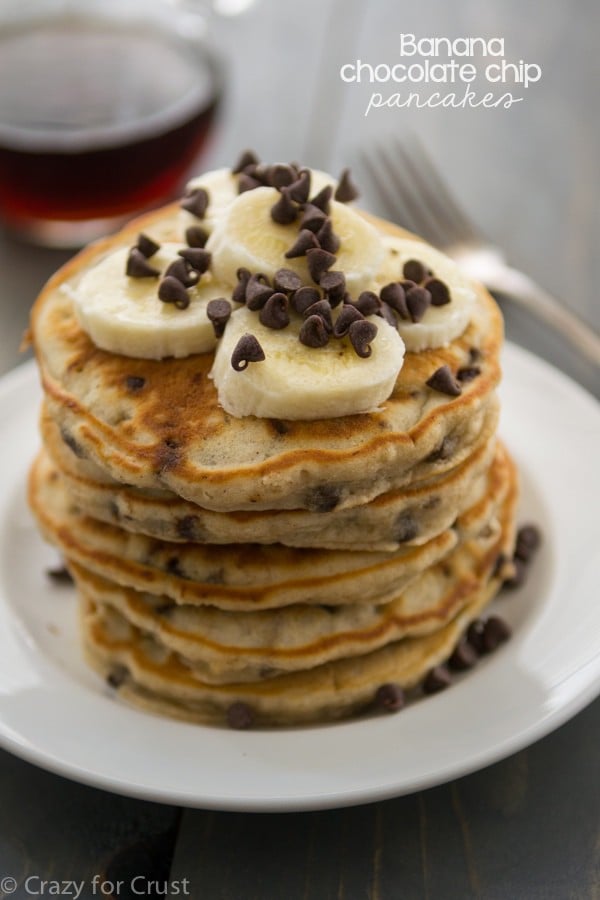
[
  {"left": 207, "top": 186, "right": 384, "bottom": 295},
  {"left": 181, "top": 166, "right": 337, "bottom": 237},
  {"left": 72, "top": 243, "right": 227, "bottom": 360},
  {"left": 210, "top": 306, "right": 405, "bottom": 420},
  {"left": 374, "top": 236, "right": 476, "bottom": 352}
]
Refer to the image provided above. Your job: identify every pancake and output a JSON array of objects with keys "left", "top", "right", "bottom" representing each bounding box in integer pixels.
[
  {"left": 41, "top": 399, "right": 500, "bottom": 552},
  {"left": 79, "top": 463, "right": 516, "bottom": 724},
  {"left": 30, "top": 205, "right": 503, "bottom": 513},
  {"left": 29, "top": 444, "right": 513, "bottom": 611}
]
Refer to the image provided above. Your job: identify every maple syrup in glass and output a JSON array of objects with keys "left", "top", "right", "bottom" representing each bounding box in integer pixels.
[{"left": 0, "top": 6, "right": 222, "bottom": 245}]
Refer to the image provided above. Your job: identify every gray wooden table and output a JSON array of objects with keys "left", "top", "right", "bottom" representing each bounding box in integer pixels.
[{"left": 0, "top": 1, "right": 599, "bottom": 897}]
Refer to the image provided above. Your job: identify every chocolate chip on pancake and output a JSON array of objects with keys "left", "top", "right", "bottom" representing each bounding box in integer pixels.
[
  {"left": 268, "top": 164, "right": 296, "bottom": 190},
  {"left": 394, "top": 511, "right": 418, "bottom": 543},
  {"left": 304, "top": 483, "right": 342, "bottom": 512},
  {"left": 231, "top": 333, "right": 266, "bottom": 371},
  {"left": 380, "top": 282, "right": 409, "bottom": 319},
  {"left": 304, "top": 299, "right": 333, "bottom": 332},
  {"left": 319, "top": 271, "right": 346, "bottom": 306},
  {"left": 457, "top": 366, "right": 481, "bottom": 383},
  {"left": 232, "top": 267, "right": 251, "bottom": 304},
  {"left": 238, "top": 172, "right": 261, "bottom": 193},
  {"left": 316, "top": 218, "right": 341, "bottom": 254},
  {"left": 355, "top": 291, "right": 381, "bottom": 316},
  {"left": 291, "top": 286, "right": 320, "bottom": 314},
  {"left": 310, "top": 184, "right": 333, "bottom": 214},
  {"left": 306, "top": 248, "right": 336, "bottom": 283},
  {"left": 333, "top": 303, "right": 363, "bottom": 338},
  {"left": 424, "top": 277, "right": 451, "bottom": 306},
  {"left": 403, "top": 259, "right": 429, "bottom": 283},
  {"left": 106, "top": 666, "right": 128, "bottom": 689},
  {"left": 178, "top": 248, "right": 212, "bottom": 275},
  {"left": 125, "top": 375, "right": 146, "bottom": 392},
  {"left": 165, "top": 258, "right": 199, "bottom": 288},
  {"left": 126, "top": 248, "right": 160, "bottom": 279},
  {"left": 158, "top": 276, "right": 190, "bottom": 309},
  {"left": 207, "top": 298, "right": 232, "bottom": 337},
  {"left": 300, "top": 203, "right": 327, "bottom": 234},
  {"left": 259, "top": 293, "right": 290, "bottom": 330},
  {"left": 273, "top": 268, "right": 303, "bottom": 294},
  {"left": 270, "top": 188, "right": 298, "bottom": 225},
  {"left": 245, "top": 274, "right": 274, "bottom": 310},
  {"left": 287, "top": 169, "right": 311, "bottom": 204},
  {"left": 285, "top": 229, "right": 319, "bottom": 259},
  {"left": 426, "top": 365, "right": 462, "bottom": 397},
  {"left": 299, "top": 314, "right": 329, "bottom": 348},
  {"left": 349, "top": 319, "right": 377, "bottom": 358},
  {"left": 405, "top": 285, "right": 431, "bottom": 322},
  {"left": 334, "top": 168, "right": 359, "bottom": 203}
]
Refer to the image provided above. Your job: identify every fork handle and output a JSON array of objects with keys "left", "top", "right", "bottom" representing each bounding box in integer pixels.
[{"left": 484, "top": 265, "right": 600, "bottom": 368}]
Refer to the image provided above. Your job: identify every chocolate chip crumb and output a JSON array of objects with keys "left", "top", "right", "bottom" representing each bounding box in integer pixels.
[
  {"left": 457, "top": 366, "right": 481, "bottom": 383},
  {"left": 270, "top": 188, "right": 298, "bottom": 225},
  {"left": 482, "top": 616, "right": 511, "bottom": 652},
  {"left": 136, "top": 233, "right": 160, "bottom": 258},
  {"left": 403, "top": 259, "right": 428, "bottom": 283},
  {"left": 307, "top": 248, "right": 336, "bottom": 283},
  {"left": 207, "top": 298, "right": 232, "bottom": 337},
  {"left": 299, "top": 314, "right": 329, "bottom": 348},
  {"left": 126, "top": 248, "right": 160, "bottom": 279},
  {"left": 291, "top": 286, "right": 321, "bottom": 315},
  {"left": 231, "top": 149, "right": 259, "bottom": 174},
  {"left": 423, "top": 664, "right": 451, "bottom": 694},
  {"left": 273, "top": 268, "right": 302, "bottom": 294},
  {"left": 374, "top": 683, "right": 405, "bottom": 712},
  {"left": 227, "top": 701, "right": 254, "bottom": 729},
  {"left": 310, "top": 184, "right": 333, "bottom": 214},
  {"left": 448, "top": 639, "right": 478, "bottom": 671},
  {"left": 405, "top": 285, "right": 431, "bottom": 322},
  {"left": 125, "top": 375, "right": 146, "bottom": 391},
  {"left": 285, "top": 229, "right": 319, "bottom": 259},
  {"left": 333, "top": 304, "right": 363, "bottom": 338},
  {"left": 178, "top": 248, "right": 212, "bottom": 275},
  {"left": 259, "top": 292, "right": 290, "bottom": 330},
  {"left": 185, "top": 225, "right": 208, "bottom": 248},
  {"left": 158, "top": 276, "right": 190, "bottom": 309},
  {"left": 231, "top": 333, "right": 266, "bottom": 371},
  {"left": 349, "top": 319, "right": 377, "bottom": 358},
  {"left": 334, "top": 168, "right": 359, "bottom": 203},
  {"left": 180, "top": 187, "right": 209, "bottom": 219},
  {"left": 424, "top": 277, "right": 451, "bottom": 306},
  {"left": 426, "top": 365, "right": 462, "bottom": 397}
]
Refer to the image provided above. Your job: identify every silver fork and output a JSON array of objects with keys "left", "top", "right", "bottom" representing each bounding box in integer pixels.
[{"left": 360, "top": 136, "right": 600, "bottom": 368}]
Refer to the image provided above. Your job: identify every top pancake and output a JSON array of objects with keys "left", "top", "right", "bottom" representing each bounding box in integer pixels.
[{"left": 30, "top": 205, "right": 503, "bottom": 512}]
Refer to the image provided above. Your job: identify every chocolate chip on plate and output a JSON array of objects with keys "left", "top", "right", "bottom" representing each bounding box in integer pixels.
[
  {"left": 423, "top": 664, "right": 452, "bottom": 694},
  {"left": 374, "top": 682, "right": 405, "bottom": 712},
  {"left": 226, "top": 701, "right": 254, "bottom": 729}
]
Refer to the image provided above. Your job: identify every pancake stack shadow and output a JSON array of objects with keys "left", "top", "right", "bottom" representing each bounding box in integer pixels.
[{"left": 27, "top": 207, "right": 518, "bottom": 728}]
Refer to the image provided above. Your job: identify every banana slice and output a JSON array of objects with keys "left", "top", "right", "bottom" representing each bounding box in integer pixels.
[
  {"left": 207, "top": 186, "right": 385, "bottom": 294},
  {"left": 181, "top": 166, "right": 337, "bottom": 236},
  {"left": 210, "top": 306, "right": 405, "bottom": 420},
  {"left": 72, "top": 243, "right": 227, "bottom": 360},
  {"left": 374, "top": 236, "right": 476, "bottom": 352}
]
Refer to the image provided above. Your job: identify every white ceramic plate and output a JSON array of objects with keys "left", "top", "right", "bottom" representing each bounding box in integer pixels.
[{"left": 0, "top": 345, "right": 598, "bottom": 812}]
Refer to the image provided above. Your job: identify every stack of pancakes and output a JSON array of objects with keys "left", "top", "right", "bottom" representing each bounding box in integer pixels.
[{"left": 28, "top": 206, "right": 517, "bottom": 727}]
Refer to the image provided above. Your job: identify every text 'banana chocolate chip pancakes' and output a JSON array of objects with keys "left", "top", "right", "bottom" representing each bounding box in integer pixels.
[{"left": 27, "top": 150, "right": 533, "bottom": 728}]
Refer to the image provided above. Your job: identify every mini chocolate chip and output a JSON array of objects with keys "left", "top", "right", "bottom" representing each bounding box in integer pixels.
[
  {"left": 291, "top": 286, "right": 321, "bottom": 314},
  {"left": 405, "top": 285, "right": 431, "bottom": 322},
  {"left": 180, "top": 187, "right": 209, "bottom": 219},
  {"left": 125, "top": 375, "right": 146, "bottom": 391},
  {"left": 349, "top": 319, "right": 377, "bottom": 358},
  {"left": 300, "top": 203, "right": 327, "bottom": 234},
  {"left": 515, "top": 524, "right": 542, "bottom": 562},
  {"left": 319, "top": 270, "right": 346, "bottom": 306},
  {"left": 273, "top": 268, "right": 303, "bottom": 294},
  {"left": 285, "top": 228, "right": 319, "bottom": 259},
  {"left": 394, "top": 511, "right": 418, "bottom": 542},
  {"left": 178, "top": 248, "right": 212, "bottom": 274},
  {"left": 426, "top": 365, "right": 462, "bottom": 397},
  {"left": 423, "top": 664, "right": 451, "bottom": 694},
  {"left": 299, "top": 315, "right": 329, "bottom": 348},
  {"left": 269, "top": 163, "right": 296, "bottom": 189},
  {"left": 310, "top": 184, "right": 333, "bottom": 214},
  {"left": 227, "top": 701, "right": 254, "bottom": 729},
  {"left": 466, "top": 619, "right": 486, "bottom": 654},
  {"left": 307, "top": 248, "right": 336, "bottom": 283},
  {"left": 287, "top": 170, "right": 311, "bottom": 203},
  {"left": 503, "top": 556, "right": 527, "bottom": 589},
  {"left": 355, "top": 291, "right": 381, "bottom": 316},
  {"left": 245, "top": 274, "right": 274, "bottom": 310},
  {"left": 378, "top": 302, "right": 397, "bottom": 327},
  {"left": 107, "top": 666, "right": 128, "bottom": 689},
  {"left": 158, "top": 276, "right": 190, "bottom": 309},
  {"left": 316, "top": 218, "right": 341, "bottom": 254},
  {"left": 334, "top": 168, "right": 359, "bottom": 203},
  {"left": 232, "top": 267, "right": 251, "bottom": 304},
  {"left": 260, "top": 292, "right": 290, "bottom": 329},
  {"left": 424, "top": 277, "right": 451, "bottom": 306},
  {"left": 126, "top": 248, "right": 160, "bottom": 279},
  {"left": 238, "top": 173, "right": 261, "bottom": 193},
  {"left": 231, "top": 149, "right": 259, "bottom": 174},
  {"left": 207, "top": 298, "right": 232, "bottom": 337},
  {"left": 136, "top": 233, "right": 160, "bottom": 258},
  {"left": 46, "top": 564, "right": 73, "bottom": 583},
  {"left": 448, "top": 639, "right": 479, "bottom": 671},
  {"left": 185, "top": 225, "right": 208, "bottom": 248},
  {"left": 231, "top": 333, "right": 265, "bottom": 370},
  {"left": 380, "top": 282, "right": 409, "bottom": 319},
  {"left": 271, "top": 188, "right": 298, "bottom": 225},
  {"left": 403, "top": 259, "right": 428, "bottom": 283},
  {"left": 457, "top": 366, "right": 481, "bottom": 383},
  {"left": 374, "top": 683, "right": 405, "bottom": 712},
  {"left": 333, "top": 304, "right": 364, "bottom": 338},
  {"left": 482, "top": 616, "right": 512, "bottom": 652},
  {"left": 304, "top": 299, "right": 333, "bottom": 332},
  {"left": 165, "top": 258, "right": 199, "bottom": 288}
]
